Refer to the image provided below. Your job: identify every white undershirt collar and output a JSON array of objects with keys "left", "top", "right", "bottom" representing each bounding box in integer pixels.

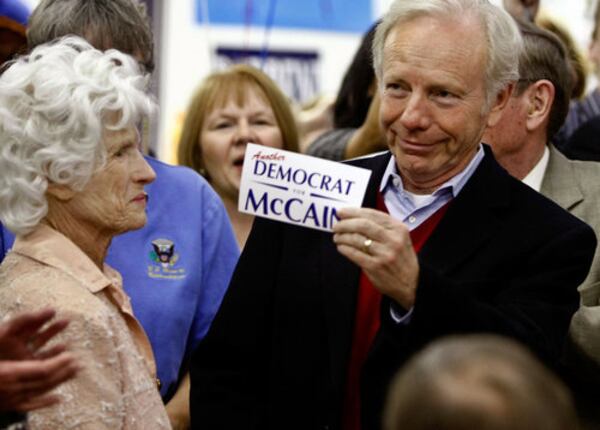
[{"left": 522, "top": 146, "right": 550, "bottom": 192}]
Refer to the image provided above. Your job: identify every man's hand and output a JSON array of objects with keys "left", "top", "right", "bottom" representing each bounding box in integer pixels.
[
  {"left": 0, "top": 308, "right": 70, "bottom": 361},
  {"left": 333, "top": 208, "right": 419, "bottom": 309},
  {"left": 0, "top": 309, "right": 79, "bottom": 412}
]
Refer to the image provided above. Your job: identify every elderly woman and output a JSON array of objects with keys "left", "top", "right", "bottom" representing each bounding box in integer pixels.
[
  {"left": 0, "top": 37, "right": 171, "bottom": 429},
  {"left": 178, "top": 65, "right": 299, "bottom": 248}
]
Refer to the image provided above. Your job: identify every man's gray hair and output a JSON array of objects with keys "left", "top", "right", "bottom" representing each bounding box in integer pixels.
[
  {"left": 372, "top": 0, "right": 522, "bottom": 107},
  {"left": 27, "top": 0, "right": 154, "bottom": 73},
  {"left": 0, "top": 36, "right": 155, "bottom": 235},
  {"left": 515, "top": 19, "right": 573, "bottom": 139}
]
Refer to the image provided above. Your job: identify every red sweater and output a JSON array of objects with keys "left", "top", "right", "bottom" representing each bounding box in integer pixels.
[{"left": 342, "top": 194, "right": 450, "bottom": 430}]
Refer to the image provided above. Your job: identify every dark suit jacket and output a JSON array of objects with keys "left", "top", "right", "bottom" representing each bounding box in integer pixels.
[
  {"left": 190, "top": 148, "right": 596, "bottom": 430},
  {"left": 563, "top": 116, "right": 600, "bottom": 162}
]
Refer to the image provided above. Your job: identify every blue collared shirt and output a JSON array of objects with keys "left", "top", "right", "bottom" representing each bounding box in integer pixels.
[
  {"left": 380, "top": 145, "right": 484, "bottom": 231},
  {"left": 379, "top": 146, "right": 484, "bottom": 322}
]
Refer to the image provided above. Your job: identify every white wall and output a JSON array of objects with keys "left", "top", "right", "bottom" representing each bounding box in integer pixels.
[
  {"left": 541, "top": 0, "right": 595, "bottom": 56},
  {"left": 20, "top": 0, "right": 38, "bottom": 8}
]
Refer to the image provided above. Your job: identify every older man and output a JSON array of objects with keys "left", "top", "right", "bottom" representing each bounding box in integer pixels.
[
  {"left": 190, "top": 1, "right": 596, "bottom": 429},
  {"left": 482, "top": 20, "right": 600, "bottom": 424}
]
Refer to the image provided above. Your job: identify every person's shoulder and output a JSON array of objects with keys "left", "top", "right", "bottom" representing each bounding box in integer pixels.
[
  {"left": 569, "top": 157, "right": 600, "bottom": 179},
  {"left": 567, "top": 158, "right": 600, "bottom": 196},
  {"left": 564, "top": 116, "right": 600, "bottom": 162},
  {"left": 478, "top": 152, "right": 591, "bottom": 233},
  {"left": 144, "top": 156, "right": 223, "bottom": 203},
  {"left": 514, "top": 175, "right": 593, "bottom": 233},
  {"left": 547, "top": 148, "right": 600, "bottom": 193},
  {"left": 145, "top": 156, "right": 209, "bottom": 187},
  {"left": 0, "top": 257, "right": 102, "bottom": 315},
  {"left": 144, "top": 157, "right": 230, "bottom": 229},
  {"left": 344, "top": 150, "right": 391, "bottom": 168},
  {"left": 306, "top": 128, "right": 357, "bottom": 160},
  {"left": 554, "top": 156, "right": 600, "bottom": 225}
]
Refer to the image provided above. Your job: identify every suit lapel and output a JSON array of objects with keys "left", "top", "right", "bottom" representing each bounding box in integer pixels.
[
  {"left": 541, "top": 146, "right": 584, "bottom": 211},
  {"left": 321, "top": 152, "right": 391, "bottom": 394},
  {"left": 419, "top": 147, "right": 509, "bottom": 274}
]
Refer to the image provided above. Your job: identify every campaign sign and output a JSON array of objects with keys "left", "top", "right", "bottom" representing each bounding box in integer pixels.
[
  {"left": 215, "top": 47, "right": 319, "bottom": 103},
  {"left": 239, "top": 144, "right": 372, "bottom": 232}
]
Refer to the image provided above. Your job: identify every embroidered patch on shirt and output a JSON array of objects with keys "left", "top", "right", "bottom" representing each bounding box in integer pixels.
[{"left": 147, "top": 238, "right": 186, "bottom": 280}]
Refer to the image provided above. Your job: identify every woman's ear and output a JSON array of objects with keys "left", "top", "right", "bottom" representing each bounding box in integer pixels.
[{"left": 46, "top": 182, "right": 76, "bottom": 201}]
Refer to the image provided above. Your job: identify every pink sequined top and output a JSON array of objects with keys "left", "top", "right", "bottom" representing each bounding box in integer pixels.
[{"left": 0, "top": 224, "right": 171, "bottom": 429}]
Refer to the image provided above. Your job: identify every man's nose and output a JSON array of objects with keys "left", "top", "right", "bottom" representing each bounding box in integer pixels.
[{"left": 399, "top": 93, "right": 431, "bottom": 130}]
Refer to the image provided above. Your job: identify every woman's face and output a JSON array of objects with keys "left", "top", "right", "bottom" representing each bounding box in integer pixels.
[
  {"left": 199, "top": 86, "right": 284, "bottom": 201},
  {"left": 65, "top": 125, "right": 156, "bottom": 236}
]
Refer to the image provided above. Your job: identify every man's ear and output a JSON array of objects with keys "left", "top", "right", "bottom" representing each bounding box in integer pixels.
[
  {"left": 46, "top": 182, "right": 76, "bottom": 201},
  {"left": 486, "top": 83, "right": 514, "bottom": 128},
  {"left": 524, "top": 79, "right": 554, "bottom": 132}
]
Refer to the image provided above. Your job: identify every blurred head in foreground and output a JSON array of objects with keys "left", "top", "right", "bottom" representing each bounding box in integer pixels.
[{"left": 384, "top": 335, "right": 578, "bottom": 430}]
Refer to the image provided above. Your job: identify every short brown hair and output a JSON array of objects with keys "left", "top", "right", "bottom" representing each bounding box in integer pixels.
[
  {"left": 515, "top": 19, "right": 574, "bottom": 140},
  {"left": 384, "top": 335, "right": 578, "bottom": 430},
  {"left": 178, "top": 64, "right": 299, "bottom": 175}
]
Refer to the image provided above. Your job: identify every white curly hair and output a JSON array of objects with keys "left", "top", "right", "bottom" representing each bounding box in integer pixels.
[{"left": 0, "top": 36, "right": 156, "bottom": 235}]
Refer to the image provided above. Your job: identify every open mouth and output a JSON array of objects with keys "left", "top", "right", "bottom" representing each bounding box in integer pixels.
[{"left": 233, "top": 156, "right": 244, "bottom": 168}]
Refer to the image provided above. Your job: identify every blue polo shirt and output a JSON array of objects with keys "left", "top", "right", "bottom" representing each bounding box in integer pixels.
[{"left": 0, "top": 156, "right": 240, "bottom": 401}]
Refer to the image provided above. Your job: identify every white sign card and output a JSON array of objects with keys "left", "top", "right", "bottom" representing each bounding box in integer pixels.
[{"left": 239, "top": 143, "right": 372, "bottom": 232}]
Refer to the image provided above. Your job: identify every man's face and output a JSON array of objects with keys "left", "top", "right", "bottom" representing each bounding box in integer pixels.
[
  {"left": 482, "top": 90, "right": 530, "bottom": 163},
  {"left": 379, "top": 15, "right": 493, "bottom": 193}
]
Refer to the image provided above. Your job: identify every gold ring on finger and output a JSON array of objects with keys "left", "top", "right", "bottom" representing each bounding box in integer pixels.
[{"left": 363, "top": 238, "right": 373, "bottom": 254}]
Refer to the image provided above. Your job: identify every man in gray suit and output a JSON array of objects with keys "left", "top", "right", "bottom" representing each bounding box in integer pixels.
[{"left": 483, "top": 19, "right": 600, "bottom": 421}]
